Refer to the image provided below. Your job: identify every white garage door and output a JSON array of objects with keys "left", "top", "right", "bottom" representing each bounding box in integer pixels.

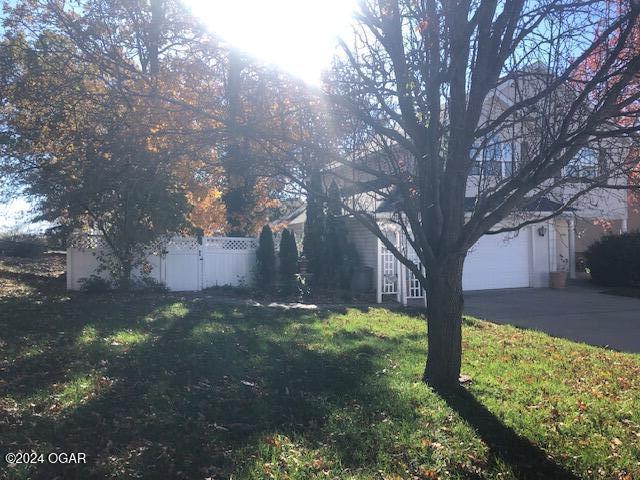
[{"left": 463, "top": 230, "right": 530, "bottom": 291}]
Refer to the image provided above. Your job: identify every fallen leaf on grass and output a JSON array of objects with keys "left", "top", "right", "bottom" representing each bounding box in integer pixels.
[
  {"left": 418, "top": 467, "right": 439, "bottom": 479},
  {"left": 420, "top": 439, "right": 443, "bottom": 450},
  {"left": 265, "top": 436, "right": 281, "bottom": 448}
]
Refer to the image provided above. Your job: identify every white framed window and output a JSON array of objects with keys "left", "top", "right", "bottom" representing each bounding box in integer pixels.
[
  {"left": 470, "top": 138, "right": 514, "bottom": 177},
  {"left": 567, "top": 148, "right": 599, "bottom": 180}
]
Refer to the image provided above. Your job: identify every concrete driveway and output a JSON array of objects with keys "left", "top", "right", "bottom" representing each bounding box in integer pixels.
[{"left": 464, "top": 285, "right": 640, "bottom": 353}]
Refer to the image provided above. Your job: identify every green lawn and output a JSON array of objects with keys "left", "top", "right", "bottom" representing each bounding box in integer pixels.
[{"left": 1, "top": 257, "right": 639, "bottom": 479}]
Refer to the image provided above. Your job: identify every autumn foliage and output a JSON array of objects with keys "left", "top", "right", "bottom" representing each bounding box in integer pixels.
[
  {"left": 581, "top": 0, "right": 640, "bottom": 227},
  {"left": 0, "top": 0, "right": 324, "bottom": 250}
]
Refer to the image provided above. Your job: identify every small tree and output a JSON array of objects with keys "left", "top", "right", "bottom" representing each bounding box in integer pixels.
[
  {"left": 323, "top": 181, "right": 351, "bottom": 288},
  {"left": 256, "top": 224, "right": 276, "bottom": 291},
  {"left": 320, "top": 0, "right": 640, "bottom": 388},
  {"left": 279, "top": 228, "right": 299, "bottom": 295},
  {"left": 343, "top": 241, "right": 361, "bottom": 291},
  {"left": 302, "top": 170, "right": 326, "bottom": 285},
  {"left": 0, "top": 27, "right": 192, "bottom": 290},
  {"left": 289, "top": 231, "right": 300, "bottom": 264}
]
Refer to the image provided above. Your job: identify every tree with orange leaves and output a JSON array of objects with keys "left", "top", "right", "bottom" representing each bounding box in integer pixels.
[
  {"left": 0, "top": 0, "right": 294, "bottom": 246},
  {"left": 581, "top": 0, "right": 640, "bottom": 229}
]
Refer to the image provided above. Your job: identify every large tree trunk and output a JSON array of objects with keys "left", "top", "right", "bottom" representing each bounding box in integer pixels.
[
  {"left": 423, "top": 255, "right": 465, "bottom": 390},
  {"left": 119, "top": 256, "right": 133, "bottom": 291},
  {"left": 223, "top": 51, "right": 256, "bottom": 237}
]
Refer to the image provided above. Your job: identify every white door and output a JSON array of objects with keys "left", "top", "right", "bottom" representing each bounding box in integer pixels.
[{"left": 463, "top": 230, "right": 530, "bottom": 291}]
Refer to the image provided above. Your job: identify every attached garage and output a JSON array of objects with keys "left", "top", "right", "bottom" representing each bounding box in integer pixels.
[{"left": 463, "top": 230, "right": 531, "bottom": 291}]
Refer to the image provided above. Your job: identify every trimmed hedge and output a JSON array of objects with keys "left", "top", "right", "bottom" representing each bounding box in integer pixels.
[
  {"left": 279, "top": 229, "right": 299, "bottom": 295},
  {"left": 585, "top": 231, "right": 640, "bottom": 287},
  {"left": 256, "top": 225, "right": 276, "bottom": 292}
]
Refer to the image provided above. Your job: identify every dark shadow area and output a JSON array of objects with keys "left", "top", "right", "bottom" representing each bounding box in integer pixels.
[
  {"left": 0, "top": 293, "right": 174, "bottom": 398},
  {"left": 0, "top": 266, "right": 66, "bottom": 296},
  {"left": 599, "top": 286, "right": 640, "bottom": 299},
  {"left": 436, "top": 386, "right": 580, "bottom": 480},
  {"left": 3, "top": 302, "right": 415, "bottom": 479},
  {"left": 0, "top": 254, "right": 66, "bottom": 297}
]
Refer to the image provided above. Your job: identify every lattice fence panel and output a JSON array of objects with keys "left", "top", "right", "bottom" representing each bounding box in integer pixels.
[
  {"left": 382, "top": 247, "right": 398, "bottom": 294},
  {"left": 406, "top": 249, "right": 426, "bottom": 298},
  {"left": 203, "top": 237, "right": 258, "bottom": 251}
]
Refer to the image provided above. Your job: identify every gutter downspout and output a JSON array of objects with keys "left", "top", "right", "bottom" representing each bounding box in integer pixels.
[{"left": 568, "top": 218, "right": 576, "bottom": 279}]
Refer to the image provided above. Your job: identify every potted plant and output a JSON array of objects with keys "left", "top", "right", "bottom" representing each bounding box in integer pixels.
[{"left": 550, "top": 255, "right": 569, "bottom": 288}]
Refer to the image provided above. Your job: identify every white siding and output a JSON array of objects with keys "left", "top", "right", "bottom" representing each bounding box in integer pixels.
[
  {"left": 345, "top": 217, "right": 378, "bottom": 271},
  {"left": 530, "top": 222, "right": 552, "bottom": 287}
]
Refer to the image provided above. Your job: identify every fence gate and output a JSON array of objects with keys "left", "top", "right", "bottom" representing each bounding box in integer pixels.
[{"left": 163, "top": 237, "right": 201, "bottom": 292}]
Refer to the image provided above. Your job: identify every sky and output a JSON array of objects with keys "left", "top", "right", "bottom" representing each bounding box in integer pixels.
[
  {"left": 0, "top": 197, "right": 49, "bottom": 234},
  {"left": 185, "top": 0, "right": 358, "bottom": 84}
]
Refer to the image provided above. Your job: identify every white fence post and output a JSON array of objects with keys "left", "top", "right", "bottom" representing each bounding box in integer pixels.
[
  {"left": 376, "top": 238, "right": 383, "bottom": 303},
  {"left": 66, "top": 248, "right": 74, "bottom": 290}
]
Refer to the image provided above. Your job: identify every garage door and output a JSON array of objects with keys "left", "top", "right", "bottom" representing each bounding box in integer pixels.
[{"left": 463, "top": 230, "right": 530, "bottom": 291}]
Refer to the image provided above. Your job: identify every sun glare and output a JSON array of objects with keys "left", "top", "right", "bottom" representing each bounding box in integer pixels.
[{"left": 185, "top": 0, "right": 358, "bottom": 84}]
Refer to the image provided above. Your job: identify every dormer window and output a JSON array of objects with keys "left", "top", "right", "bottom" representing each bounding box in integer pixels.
[{"left": 567, "top": 148, "right": 599, "bottom": 180}]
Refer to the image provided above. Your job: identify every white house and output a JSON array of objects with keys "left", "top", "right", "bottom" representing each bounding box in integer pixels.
[
  {"left": 283, "top": 194, "right": 608, "bottom": 306},
  {"left": 281, "top": 74, "right": 631, "bottom": 306}
]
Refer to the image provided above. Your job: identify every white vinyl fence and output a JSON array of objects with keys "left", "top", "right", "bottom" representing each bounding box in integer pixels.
[{"left": 67, "top": 236, "right": 257, "bottom": 291}]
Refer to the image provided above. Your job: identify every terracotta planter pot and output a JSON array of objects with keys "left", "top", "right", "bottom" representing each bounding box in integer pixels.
[{"left": 550, "top": 271, "right": 568, "bottom": 289}]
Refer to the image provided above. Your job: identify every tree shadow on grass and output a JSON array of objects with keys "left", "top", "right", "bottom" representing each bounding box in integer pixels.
[
  {"left": 2, "top": 295, "right": 581, "bottom": 480},
  {"left": 0, "top": 293, "right": 178, "bottom": 400},
  {"left": 3, "top": 303, "right": 403, "bottom": 479},
  {"left": 436, "top": 386, "right": 580, "bottom": 480}
]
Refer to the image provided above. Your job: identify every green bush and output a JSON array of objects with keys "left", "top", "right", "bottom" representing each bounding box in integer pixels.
[
  {"left": 79, "top": 275, "right": 113, "bottom": 293},
  {"left": 302, "top": 170, "right": 326, "bottom": 286},
  {"left": 322, "top": 181, "right": 360, "bottom": 289},
  {"left": 279, "top": 229, "right": 299, "bottom": 295},
  {"left": 256, "top": 225, "right": 276, "bottom": 291},
  {"left": 80, "top": 274, "right": 168, "bottom": 293},
  {"left": 131, "top": 276, "right": 169, "bottom": 292},
  {"left": 203, "top": 284, "right": 252, "bottom": 297},
  {"left": 585, "top": 231, "right": 640, "bottom": 287}
]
